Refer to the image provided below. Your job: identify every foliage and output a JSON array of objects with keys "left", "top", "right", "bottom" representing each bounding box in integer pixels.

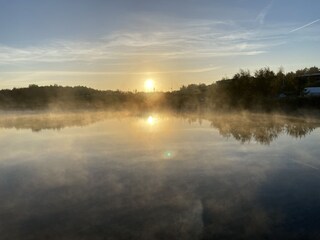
[{"left": 0, "top": 66, "right": 319, "bottom": 112}]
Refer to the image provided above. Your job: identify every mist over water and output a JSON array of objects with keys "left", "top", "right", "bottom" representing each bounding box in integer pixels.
[{"left": 1, "top": 111, "right": 320, "bottom": 239}]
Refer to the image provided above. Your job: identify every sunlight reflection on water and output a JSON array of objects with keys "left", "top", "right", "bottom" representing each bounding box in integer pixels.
[{"left": 1, "top": 111, "right": 320, "bottom": 239}]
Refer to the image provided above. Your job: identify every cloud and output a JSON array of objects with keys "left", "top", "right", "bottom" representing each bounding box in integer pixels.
[
  {"left": 289, "top": 19, "right": 320, "bottom": 33},
  {"left": 0, "top": 20, "right": 278, "bottom": 67},
  {"left": 256, "top": 1, "right": 273, "bottom": 25},
  {"left": 0, "top": 17, "right": 295, "bottom": 90},
  {"left": 0, "top": 66, "right": 222, "bottom": 77}
]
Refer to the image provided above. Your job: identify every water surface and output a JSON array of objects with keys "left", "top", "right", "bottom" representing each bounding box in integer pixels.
[{"left": 1, "top": 111, "right": 320, "bottom": 240}]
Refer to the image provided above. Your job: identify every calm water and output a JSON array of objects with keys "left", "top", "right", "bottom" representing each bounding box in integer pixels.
[{"left": 1, "top": 111, "right": 320, "bottom": 240}]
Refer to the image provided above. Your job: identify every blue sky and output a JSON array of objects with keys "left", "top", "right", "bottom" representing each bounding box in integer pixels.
[{"left": 0, "top": 0, "right": 319, "bottom": 90}]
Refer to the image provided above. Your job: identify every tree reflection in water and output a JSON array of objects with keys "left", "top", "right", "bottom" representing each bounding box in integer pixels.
[
  {"left": 186, "top": 113, "right": 319, "bottom": 144},
  {"left": 0, "top": 111, "right": 319, "bottom": 144},
  {"left": 1, "top": 111, "right": 320, "bottom": 239}
]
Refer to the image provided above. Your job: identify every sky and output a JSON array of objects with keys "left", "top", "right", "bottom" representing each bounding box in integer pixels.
[{"left": 0, "top": 0, "right": 319, "bottom": 91}]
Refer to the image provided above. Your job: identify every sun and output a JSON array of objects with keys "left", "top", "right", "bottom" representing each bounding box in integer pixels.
[
  {"left": 144, "top": 79, "right": 155, "bottom": 92},
  {"left": 147, "top": 116, "right": 155, "bottom": 125}
]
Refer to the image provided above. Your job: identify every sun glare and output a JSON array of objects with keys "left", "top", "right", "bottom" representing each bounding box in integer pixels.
[
  {"left": 147, "top": 116, "right": 155, "bottom": 125},
  {"left": 144, "top": 79, "right": 155, "bottom": 92}
]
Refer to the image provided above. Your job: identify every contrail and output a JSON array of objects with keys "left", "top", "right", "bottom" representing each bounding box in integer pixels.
[
  {"left": 256, "top": 0, "right": 273, "bottom": 25},
  {"left": 290, "top": 19, "right": 320, "bottom": 33},
  {"left": 293, "top": 160, "right": 319, "bottom": 170}
]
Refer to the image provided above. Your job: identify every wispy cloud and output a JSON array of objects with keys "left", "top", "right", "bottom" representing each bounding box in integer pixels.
[
  {"left": 1, "top": 66, "right": 221, "bottom": 76},
  {"left": 0, "top": 20, "right": 277, "bottom": 67},
  {"left": 289, "top": 19, "right": 320, "bottom": 33},
  {"left": 256, "top": 0, "right": 273, "bottom": 24}
]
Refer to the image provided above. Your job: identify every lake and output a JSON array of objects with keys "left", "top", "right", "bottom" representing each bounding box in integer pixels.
[{"left": 1, "top": 111, "right": 320, "bottom": 240}]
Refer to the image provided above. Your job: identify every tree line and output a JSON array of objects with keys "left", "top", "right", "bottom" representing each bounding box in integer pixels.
[
  {"left": 167, "top": 66, "right": 320, "bottom": 112},
  {"left": 0, "top": 85, "right": 150, "bottom": 110},
  {"left": 0, "top": 66, "right": 319, "bottom": 112}
]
